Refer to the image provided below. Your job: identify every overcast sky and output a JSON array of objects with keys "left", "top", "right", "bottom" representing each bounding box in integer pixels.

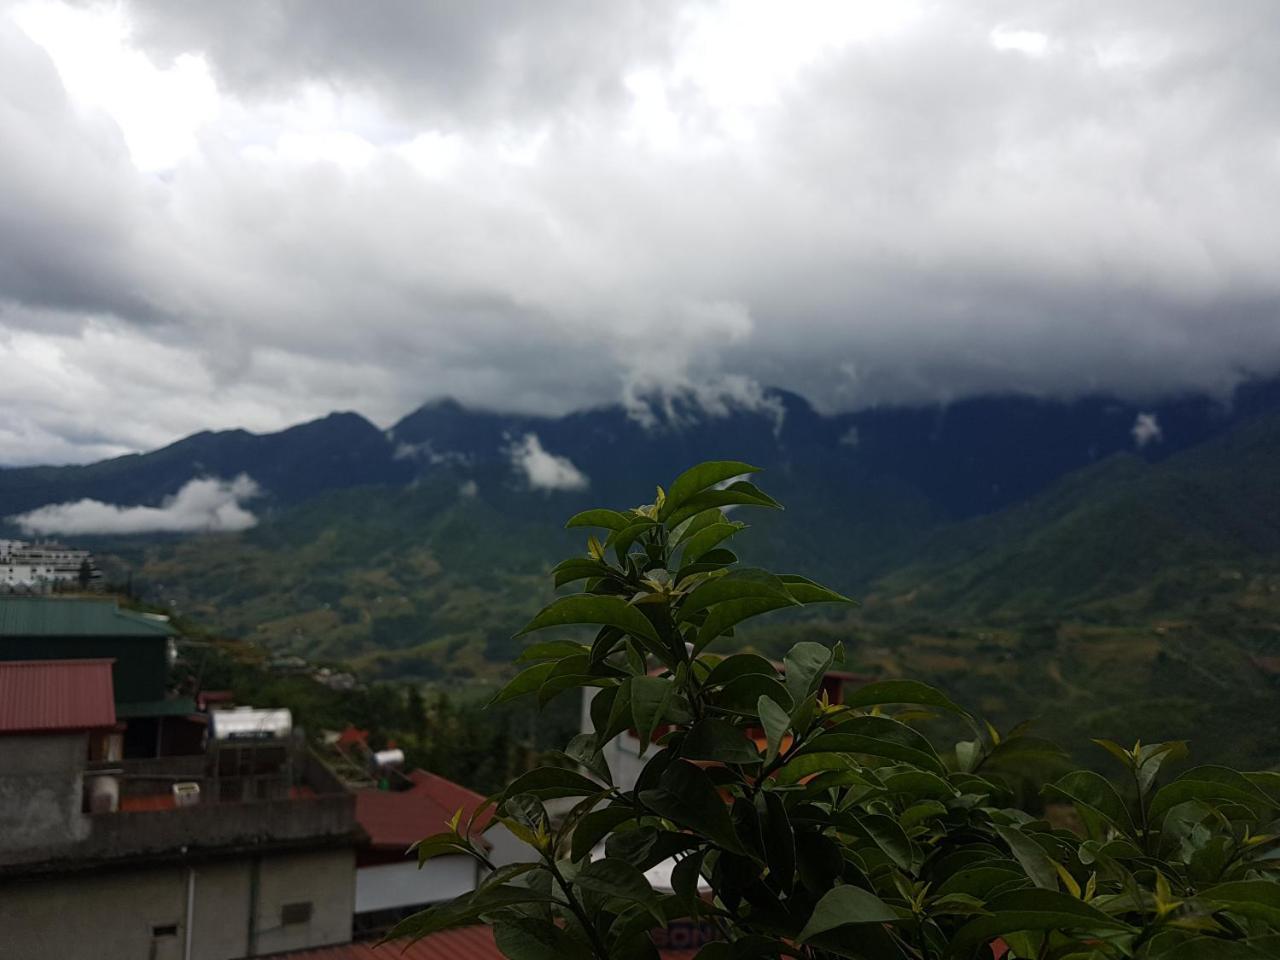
[{"left": 1, "top": 0, "right": 1278, "bottom": 465}]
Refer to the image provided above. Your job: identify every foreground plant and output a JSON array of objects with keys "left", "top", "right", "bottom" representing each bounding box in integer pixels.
[{"left": 391, "top": 462, "right": 1280, "bottom": 959}]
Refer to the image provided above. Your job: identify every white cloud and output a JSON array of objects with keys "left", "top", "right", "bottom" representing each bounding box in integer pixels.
[
  {"left": 1131, "top": 412, "right": 1163, "bottom": 448},
  {"left": 508, "top": 434, "right": 589, "bottom": 492},
  {"left": 11, "top": 475, "right": 261, "bottom": 534},
  {"left": 989, "top": 26, "right": 1050, "bottom": 57},
  {"left": 1, "top": 1, "right": 1280, "bottom": 465}
]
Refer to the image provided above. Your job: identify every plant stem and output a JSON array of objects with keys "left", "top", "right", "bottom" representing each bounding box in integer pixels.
[{"left": 547, "top": 859, "right": 611, "bottom": 959}]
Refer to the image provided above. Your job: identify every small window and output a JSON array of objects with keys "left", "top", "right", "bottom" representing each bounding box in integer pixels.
[
  {"left": 281, "top": 902, "right": 313, "bottom": 925},
  {"left": 152, "top": 924, "right": 179, "bottom": 938}
]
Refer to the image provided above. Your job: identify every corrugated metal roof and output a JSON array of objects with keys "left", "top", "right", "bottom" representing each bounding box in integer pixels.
[
  {"left": 260, "top": 925, "right": 699, "bottom": 960},
  {"left": 0, "top": 658, "right": 117, "bottom": 733},
  {"left": 357, "top": 770, "right": 493, "bottom": 851},
  {"left": 0, "top": 598, "right": 176, "bottom": 638}
]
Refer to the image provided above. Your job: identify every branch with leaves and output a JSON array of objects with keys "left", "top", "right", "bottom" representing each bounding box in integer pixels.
[{"left": 388, "top": 461, "right": 1280, "bottom": 960}]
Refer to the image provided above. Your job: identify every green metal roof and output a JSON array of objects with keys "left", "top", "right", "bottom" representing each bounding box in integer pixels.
[{"left": 0, "top": 598, "right": 176, "bottom": 638}]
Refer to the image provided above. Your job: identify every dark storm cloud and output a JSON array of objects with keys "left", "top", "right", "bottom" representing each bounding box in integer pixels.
[{"left": 1, "top": 0, "right": 1278, "bottom": 464}]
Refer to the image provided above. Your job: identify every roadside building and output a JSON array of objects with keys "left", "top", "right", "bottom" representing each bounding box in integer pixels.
[
  {"left": 0, "top": 596, "right": 198, "bottom": 757},
  {"left": 0, "top": 539, "right": 100, "bottom": 593},
  {"left": 0, "top": 658, "right": 361, "bottom": 960}
]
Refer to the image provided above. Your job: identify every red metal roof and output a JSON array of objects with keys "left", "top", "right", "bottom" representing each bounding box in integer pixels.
[
  {"left": 356, "top": 770, "right": 493, "bottom": 852},
  {"left": 0, "top": 658, "right": 116, "bottom": 734},
  {"left": 259, "top": 924, "right": 698, "bottom": 960}
]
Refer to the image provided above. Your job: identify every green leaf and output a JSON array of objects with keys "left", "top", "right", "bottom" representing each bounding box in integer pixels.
[
  {"left": 576, "top": 857, "right": 655, "bottom": 903},
  {"left": 517, "top": 595, "right": 662, "bottom": 645},
  {"left": 899, "top": 799, "right": 949, "bottom": 829},
  {"left": 1199, "top": 880, "right": 1280, "bottom": 927},
  {"left": 563, "top": 732, "right": 613, "bottom": 785},
  {"left": 383, "top": 885, "right": 560, "bottom": 945},
  {"left": 713, "top": 674, "right": 794, "bottom": 715},
  {"left": 571, "top": 805, "right": 635, "bottom": 862},
  {"left": 665, "top": 482, "right": 783, "bottom": 528},
  {"left": 760, "top": 792, "right": 795, "bottom": 894},
  {"left": 994, "top": 825, "right": 1059, "bottom": 891},
  {"left": 517, "top": 640, "right": 591, "bottom": 663},
  {"left": 680, "top": 521, "right": 746, "bottom": 565},
  {"left": 631, "top": 675, "right": 676, "bottom": 754},
  {"left": 661, "top": 460, "right": 762, "bottom": 521},
  {"left": 949, "top": 889, "right": 1134, "bottom": 956},
  {"left": 491, "top": 661, "right": 557, "bottom": 705},
  {"left": 680, "top": 569, "right": 793, "bottom": 618},
  {"left": 639, "top": 759, "right": 745, "bottom": 854},
  {"left": 1150, "top": 766, "right": 1274, "bottom": 821},
  {"left": 552, "top": 559, "right": 614, "bottom": 588},
  {"left": 1135, "top": 740, "right": 1189, "bottom": 795},
  {"left": 758, "top": 695, "right": 790, "bottom": 766},
  {"left": 797, "top": 885, "right": 899, "bottom": 942},
  {"left": 675, "top": 549, "right": 739, "bottom": 582},
  {"left": 501, "top": 766, "right": 605, "bottom": 802},
  {"left": 798, "top": 715, "right": 946, "bottom": 775},
  {"left": 783, "top": 641, "right": 835, "bottom": 705},
  {"left": 839, "top": 679, "right": 968, "bottom": 718},
  {"left": 609, "top": 519, "right": 659, "bottom": 559},
  {"left": 671, "top": 507, "right": 727, "bottom": 548},
  {"left": 858, "top": 814, "right": 915, "bottom": 872},
  {"left": 778, "top": 574, "right": 853, "bottom": 605},
  {"left": 1042, "top": 770, "right": 1137, "bottom": 836},
  {"left": 695, "top": 596, "right": 797, "bottom": 652},
  {"left": 493, "top": 916, "right": 592, "bottom": 960},
  {"left": 411, "top": 832, "right": 476, "bottom": 864},
  {"left": 682, "top": 718, "right": 763, "bottom": 765},
  {"left": 566, "top": 509, "right": 632, "bottom": 531},
  {"left": 700, "top": 652, "right": 779, "bottom": 688}
]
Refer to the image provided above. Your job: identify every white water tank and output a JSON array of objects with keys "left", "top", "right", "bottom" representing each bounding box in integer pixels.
[
  {"left": 172, "top": 782, "right": 201, "bottom": 807},
  {"left": 88, "top": 775, "right": 119, "bottom": 814},
  {"left": 210, "top": 707, "right": 292, "bottom": 741},
  {"left": 370, "top": 748, "right": 404, "bottom": 771}
]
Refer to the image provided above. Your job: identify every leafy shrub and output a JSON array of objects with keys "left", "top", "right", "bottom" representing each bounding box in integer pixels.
[{"left": 393, "top": 462, "right": 1280, "bottom": 959}]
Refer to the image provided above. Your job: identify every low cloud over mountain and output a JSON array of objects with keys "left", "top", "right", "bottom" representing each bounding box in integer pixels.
[{"left": 11, "top": 474, "right": 260, "bottom": 535}]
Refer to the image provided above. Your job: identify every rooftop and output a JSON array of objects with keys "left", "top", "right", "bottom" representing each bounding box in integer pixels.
[
  {"left": 0, "top": 659, "right": 116, "bottom": 734},
  {"left": 260, "top": 924, "right": 699, "bottom": 960},
  {"left": 356, "top": 770, "right": 492, "bottom": 851},
  {"left": 0, "top": 597, "right": 175, "bottom": 638}
]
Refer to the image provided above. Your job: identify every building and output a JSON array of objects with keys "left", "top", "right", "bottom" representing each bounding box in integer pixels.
[
  {"left": 0, "top": 596, "right": 197, "bottom": 757},
  {"left": 0, "top": 657, "right": 361, "bottom": 960},
  {"left": 0, "top": 539, "right": 100, "bottom": 593},
  {"left": 351, "top": 769, "right": 494, "bottom": 938}
]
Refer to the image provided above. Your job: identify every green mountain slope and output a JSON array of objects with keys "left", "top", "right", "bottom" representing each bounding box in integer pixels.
[{"left": 101, "top": 415, "right": 1280, "bottom": 766}]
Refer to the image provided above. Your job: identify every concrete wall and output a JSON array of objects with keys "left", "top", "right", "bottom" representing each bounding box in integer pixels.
[
  {"left": 1, "top": 792, "right": 356, "bottom": 869},
  {"left": 355, "top": 855, "right": 476, "bottom": 913},
  {"left": 0, "top": 733, "right": 89, "bottom": 851},
  {"left": 0, "top": 847, "right": 355, "bottom": 960}
]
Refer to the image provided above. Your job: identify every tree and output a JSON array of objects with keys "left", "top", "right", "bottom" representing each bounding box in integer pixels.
[{"left": 391, "top": 461, "right": 1280, "bottom": 959}]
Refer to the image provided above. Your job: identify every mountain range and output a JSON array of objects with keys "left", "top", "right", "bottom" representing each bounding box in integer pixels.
[{"left": 3, "top": 380, "right": 1280, "bottom": 766}]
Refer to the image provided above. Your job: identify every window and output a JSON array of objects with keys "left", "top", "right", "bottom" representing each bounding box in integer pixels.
[{"left": 281, "top": 902, "right": 313, "bottom": 925}]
